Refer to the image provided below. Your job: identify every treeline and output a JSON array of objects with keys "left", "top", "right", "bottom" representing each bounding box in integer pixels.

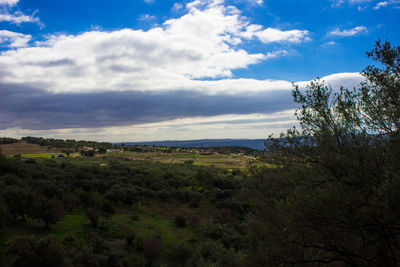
[
  {"left": 1, "top": 136, "right": 260, "bottom": 156},
  {"left": 123, "top": 144, "right": 260, "bottom": 156},
  {"left": 0, "top": 138, "right": 19, "bottom": 145},
  {"left": 21, "top": 136, "right": 114, "bottom": 150}
]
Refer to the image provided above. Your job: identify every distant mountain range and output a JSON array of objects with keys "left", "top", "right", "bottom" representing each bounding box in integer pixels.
[{"left": 121, "top": 139, "right": 266, "bottom": 150}]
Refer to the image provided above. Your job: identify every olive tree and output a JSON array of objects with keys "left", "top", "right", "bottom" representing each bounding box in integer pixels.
[{"left": 245, "top": 40, "right": 400, "bottom": 266}]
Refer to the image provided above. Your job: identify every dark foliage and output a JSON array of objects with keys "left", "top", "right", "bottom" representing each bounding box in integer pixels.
[
  {"left": 143, "top": 237, "right": 162, "bottom": 265},
  {"left": 174, "top": 215, "right": 186, "bottom": 228},
  {"left": 245, "top": 40, "right": 400, "bottom": 266},
  {"left": 5, "top": 236, "right": 66, "bottom": 267}
]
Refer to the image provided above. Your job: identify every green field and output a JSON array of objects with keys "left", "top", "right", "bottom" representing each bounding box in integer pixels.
[
  {"left": 108, "top": 151, "right": 256, "bottom": 169},
  {"left": 21, "top": 153, "right": 68, "bottom": 158},
  {"left": 1, "top": 204, "right": 201, "bottom": 265}
]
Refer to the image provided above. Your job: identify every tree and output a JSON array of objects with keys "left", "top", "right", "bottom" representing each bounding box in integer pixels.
[
  {"left": 72, "top": 233, "right": 124, "bottom": 267},
  {"left": 245, "top": 40, "right": 400, "bottom": 266},
  {"left": 5, "top": 235, "right": 66, "bottom": 267},
  {"left": 85, "top": 207, "right": 100, "bottom": 228},
  {"left": 2, "top": 186, "right": 33, "bottom": 221},
  {"left": 80, "top": 150, "right": 96, "bottom": 157},
  {"left": 98, "top": 148, "right": 107, "bottom": 154},
  {"left": 40, "top": 199, "right": 65, "bottom": 229},
  {"left": 27, "top": 197, "right": 64, "bottom": 229}
]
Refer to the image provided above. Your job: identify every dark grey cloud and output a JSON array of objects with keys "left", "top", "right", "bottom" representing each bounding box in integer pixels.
[{"left": 0, "top": 83, "right": 294, "bottom": 130}]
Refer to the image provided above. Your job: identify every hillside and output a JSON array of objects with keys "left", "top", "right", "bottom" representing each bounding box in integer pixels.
[{"left": 0, "top": 141, "right": 65, "bottom": 156}]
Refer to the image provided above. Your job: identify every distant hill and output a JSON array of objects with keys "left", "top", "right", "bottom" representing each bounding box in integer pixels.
[{"left": 122, "top": 139, "right": 266, "bottom": 150}]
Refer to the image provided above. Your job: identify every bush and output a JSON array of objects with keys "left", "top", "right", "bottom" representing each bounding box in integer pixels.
[
  {"left": 130, "top": 213, "right": 139, "bottom": 222},
  {"left": 84, "top": 208, "right": 99, "bottom": 228},
  {"left": 5, "top": 235, "right": 66, "bottom": 267},
  {"left": 24, "top": 158, "right": 36, "bottom": 164},
  {"left": 134, "top": 236, "right": 144, "bottom": 251},
  {"left": 166, "top": 243, "right": 192, "bottom": 265},
  {"left": 143, "top": 237, "right": 161, "bottom": 265},
  {"left": 174, "top": 215, "right": 186, "bottom": 228},
  {"left": 126, "top": 235, "right": 135, "bottom": 247}
]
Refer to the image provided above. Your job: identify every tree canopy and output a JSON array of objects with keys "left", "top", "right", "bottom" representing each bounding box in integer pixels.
[{"left": 245, "top": 40, "right": 400, "bottom": 266}]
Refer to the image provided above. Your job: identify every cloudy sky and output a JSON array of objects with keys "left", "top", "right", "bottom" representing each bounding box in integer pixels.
[{"left": 0, "top": 0, "right": 399, "bottom": 141}]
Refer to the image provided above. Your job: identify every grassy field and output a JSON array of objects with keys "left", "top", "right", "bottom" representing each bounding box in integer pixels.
[
  {"left": 108, "top": 151, "right": 256, "bottom": 169},
  {"left": 20, "top": 152, "right": 69, "bottom": 158},
  {"left": 0, "top": 202, "right": 202, "bottom": 265},
  {"left": 0, "top": 140, "right": 259, "bottom": 169},
  {"left": 0, "top": 141, "right": 65, "bottom": 156}
]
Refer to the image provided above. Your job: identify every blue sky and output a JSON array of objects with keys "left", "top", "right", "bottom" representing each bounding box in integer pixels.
[{"left": 0, "top": 0, "right": 399, "bottom": 141}]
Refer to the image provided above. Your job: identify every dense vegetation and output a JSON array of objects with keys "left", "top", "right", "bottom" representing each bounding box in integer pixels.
[
  {"left": 245, "top": 40, "right": 400, "bottom": 266},
  {"left": 0, "top": 153, "right": 247, "bottom": 266},
  {"left": 20, "top": 136, "right": 114, "bottom": 150},
  {"left": 0, "top": 40, "right": 399, "bottom": 266}
]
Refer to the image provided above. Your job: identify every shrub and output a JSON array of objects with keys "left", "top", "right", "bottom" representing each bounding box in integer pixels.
[
  {"left": 174, "top": 215, "right": 186, "bottom": 228},
  {"left": 84, "top": 208, "right": 100, "bottom": 228},
  {"left": 126, "top": 236, "right": 135, "bottom": 247},
  {"left": 5, "top": 235, "right": 66, "bottom": 267},
  {"left": 130, "top": 213, "right": 139, "bottom": 222},
  {"left": 143, "top": 237, "right": 161, "bottom": 265},
  {"left": 134, "top": 236, "right": 144, "bottom": 251},
  {"left": 24, "top": 158, "right": 36, "bottom": 164},
  {"left": 166, "top": 243, "right": 192, "bottom": 265}
]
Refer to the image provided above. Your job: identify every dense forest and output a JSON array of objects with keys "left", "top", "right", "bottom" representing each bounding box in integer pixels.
[{"left": 0, "top": 40, "right": 399, "bottom": 266}]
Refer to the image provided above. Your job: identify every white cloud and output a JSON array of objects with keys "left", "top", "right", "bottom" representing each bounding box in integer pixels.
[
  {"left": 138, "top": 14, "right": 156, "bottom": 21},
  {"left": 0, "top": 0, "right": 18, "bottom": 6},
  {"left": 265, "top": 49, "right": 288, "bottom": 59},
  {"left": 0, "top": 30, "right": 31, "bottom": 47},
  {"left": 243, "top": 26, "right": 310, "bottom": 43},
  {"left": 249, "top": 0, "right": 263, "bottom": 5},
  {"left": 375, "top": 1, "right": 389, "bottom": 8},
  {"left": 317, "top": 72, "right": 365, "bottom": 90},
  {"left": 330, "top": 0, "right": 345, "bottom": 7},
  {"left": 329, "top": 26, "right": 367, "bottom": 37},
  {"left": 323, "top": 41, "right": 336, "bottom": 46},
  {"left": 144, "top": 0, "right": 155, "bottom": 3},
  {"left": 330, "top": 0, "right": 400, "bottom": 9},
  {"left": 172, "top": 3, "right": 183, "bottom": 11},
  {"left": 0, "top": 0, "right": 42, "bottom": 26},
  {"left": 349, "top": 0, "right": 372, "bottom": 4},
  {"left": 330, "top": 0, "right": 371, "bottom": 7},
  {"left": 374, "top": 0, "right": 400, "bottom": 9},
  {"left": 0, "top": 10, "right": 42, "bottom": 26},
  {"left": 0, "top": 0, "right": 309, "bottom": 94}
]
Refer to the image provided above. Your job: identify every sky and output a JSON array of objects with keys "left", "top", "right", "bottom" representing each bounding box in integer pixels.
[{"left": 0, "top": 0, "right": 399, "bottom": 142}]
